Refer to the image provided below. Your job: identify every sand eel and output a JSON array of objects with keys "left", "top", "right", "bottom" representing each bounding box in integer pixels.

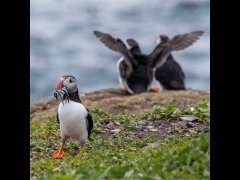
[
  {"left": 93, "top": 30, "right": 203, "bottom": 94},
  {"left": 52, "top": 75, "right": 93, "bottom": 159}
]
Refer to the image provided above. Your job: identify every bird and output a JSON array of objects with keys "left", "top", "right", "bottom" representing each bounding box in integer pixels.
[
  {"left": 93, "top": 30, "right": 203, "bottom": 94},
  {"left": 93, "top": 30, "right": 154, "bottom": 94},
  {"left": 52, "top": 75, "right": 93, "bottom": 159},
  {"left": 125, "top": 38, "right": 160, "bottom": 93},
  {"left": 153, "top": 35, "right": 186, "bottom": 90},
  {"left": 128, "top": 34, "right": 195, "bottom": 90}
]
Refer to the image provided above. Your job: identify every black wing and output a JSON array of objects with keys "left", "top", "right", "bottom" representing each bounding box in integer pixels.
[
  {"left": 57, "top": 112, "right": 59, "bottom": 124},
  {"left": 167, "top": 31, "right": 204, "bottom": 51},
  {"left": 86, "top": 108, "right": 93, "bottom": 139},
  {"left": 149, "top": 31, "right": 204, "bottom": 69},
  {"left": 93, "top": 30, "right": 138, "bottom": 66},
  {"left": 155, "top": 55, "right": 186, "bottom": 90}
]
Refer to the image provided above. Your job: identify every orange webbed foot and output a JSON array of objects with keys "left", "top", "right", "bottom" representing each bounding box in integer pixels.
[
  {"left": 53, "top": 149, "right": 64, "bottom": 159},
  {"left": 150, "top": 86, "right": 161, "bottom": 93},
  {"left": 52, "top": 142, "right": 65, "bottom": 159},
  {"left": 118, "top": 83, "right": 128, "bottom": 92},
  {"left": 52, "top": 148, "right": 65, "bottom": 159}
]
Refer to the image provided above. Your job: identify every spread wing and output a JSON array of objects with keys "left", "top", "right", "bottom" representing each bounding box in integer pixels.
[
  {"left": 149, "top": 31, "right": 204, "bottom": 69},
  {"left": 93, "top": 30, "right": 138, "bottom": 66},
  {"left": 168, "top": 31, "right": 204, "bottom": 51}
]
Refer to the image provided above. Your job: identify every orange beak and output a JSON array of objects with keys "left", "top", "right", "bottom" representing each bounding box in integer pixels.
[{"left": 55, "top": 80, "right": 63, "bottom": 92}]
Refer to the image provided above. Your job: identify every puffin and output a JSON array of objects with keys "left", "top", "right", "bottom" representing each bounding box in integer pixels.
[
  {"left": 52, "top": 75, "right": 93, "bottom": 159},
  {"left": 127, "top": 34, "right": 201, "bottom": 90},
  {"left": 153, "top": 35, "right": 186, "bottom": 90},
  {"left": 93, "top": 30, "right": 203, "bottom": 94}
]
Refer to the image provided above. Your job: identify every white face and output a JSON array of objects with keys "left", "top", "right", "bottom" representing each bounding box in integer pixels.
[{"left": 154, "top": 36, "right": 161, "bottom": 45}]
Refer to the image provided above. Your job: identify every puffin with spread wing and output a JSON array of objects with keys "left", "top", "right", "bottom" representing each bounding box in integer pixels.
[{"left": 93, "top": 30, "right": 203, "bottom": 94}]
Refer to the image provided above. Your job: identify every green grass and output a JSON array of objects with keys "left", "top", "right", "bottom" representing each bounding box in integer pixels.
[
  {"left": 30, "top": 99, "right": 210, "bottom": 179},
  {"left": 141, "top": 97, "right": 210, "bottom": 123}
]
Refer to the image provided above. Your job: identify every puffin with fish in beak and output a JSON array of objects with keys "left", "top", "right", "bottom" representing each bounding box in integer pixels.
[{"left": 53, "top": 75, "right": 93, "bottom": 159}]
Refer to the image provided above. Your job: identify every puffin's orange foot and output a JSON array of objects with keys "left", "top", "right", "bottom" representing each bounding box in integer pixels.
[
  {"left": 118, "top": 83, "right": 128, "bottom": 92},
  {"left": 150, "top": 86, "right": 160, "bottom": 93},
  {"left": 52, "top": 148, "right": 65, "bottom": 159}
]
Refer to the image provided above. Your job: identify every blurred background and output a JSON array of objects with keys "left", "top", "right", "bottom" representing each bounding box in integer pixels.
[{"left": 30, "top": 0, "right": 210, "bottom": 100}]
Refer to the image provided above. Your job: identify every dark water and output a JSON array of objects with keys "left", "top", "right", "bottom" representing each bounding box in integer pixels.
[{"left": 30, "top": 0, "right": 210, "bottom": 100}]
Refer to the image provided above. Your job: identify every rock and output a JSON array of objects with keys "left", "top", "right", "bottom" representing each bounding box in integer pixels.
[
  {"left": 180, "top": 115, "right": 198, "bottom": 122},
  {"left": 148, "top": 141, "right": 160, "bottom": 147},
  {"left": 110, "top": 129, "right": 121, "bottom": 133},
  {"left": 129, "top": 135, "right": 136, "bottom": 139},
  {"left": 189, "top": 129, "right": 196, "bottom": 133},
  {"left": 133, "top": 105, "right": 141, "bottom": 108},
  {"left": 175, "top": 121, "right": 188, "bottom": 129},
  {"left": 187, "top": 122, "right": 195, "bottom": 127},
  {"left": 137, "top": 120, "right": 147, "bottom": 125},
  {"left": 142, "top": 141, "right": 161, "bottom": 150},
  {"left": 146, "top": 126, "right": 154, "bottom": 129},
  {"left": 107, "top": 122, "right": 115, "bottom": 128},
  {"left": 150, "top": 129, "right": 158, "bottom": 132},
  {"left": 114, "top": 122, "right": 121, "bottom": 126}
]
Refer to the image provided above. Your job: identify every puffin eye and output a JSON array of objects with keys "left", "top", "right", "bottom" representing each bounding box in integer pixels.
[{"left": 69, "top": 78, "right": 72, "bottom": 83}]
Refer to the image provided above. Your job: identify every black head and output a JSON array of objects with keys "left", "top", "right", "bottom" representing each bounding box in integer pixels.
[
  {"left": 159, "top": 35, "right": 169, "bottom": 43},
  {"left": 155, "top": 35, "right": 169, "bottom": 45},
  {"left": 126, "top": 38, "right": 138, "bottom": 48},
  {"left": 55, "top": 75, "right": 78, "bottom": 93},
  {"left": 54, "top": 75, "right": 80, "bottom": 103}
]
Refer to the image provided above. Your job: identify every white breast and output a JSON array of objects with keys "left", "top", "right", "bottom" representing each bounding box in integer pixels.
[
  {"left": 116, "top": 57, "right": 134, "bottom": 94},
  {"left": 58, "top": 100, "right": 88, "bottom": 142},
  {"left": 116, "top": 57, "right": 124, "bottom": 84}
]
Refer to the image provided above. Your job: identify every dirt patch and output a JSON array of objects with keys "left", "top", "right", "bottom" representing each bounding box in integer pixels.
[
  {"left": 43, "top": 118, "right": 209, "bottom": 157},
  {"left": 30, "top": 88, "right": 210, "bottom": 121},
  {"left": 95, "top": 118, "right": 209, "bottom": 143}
]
